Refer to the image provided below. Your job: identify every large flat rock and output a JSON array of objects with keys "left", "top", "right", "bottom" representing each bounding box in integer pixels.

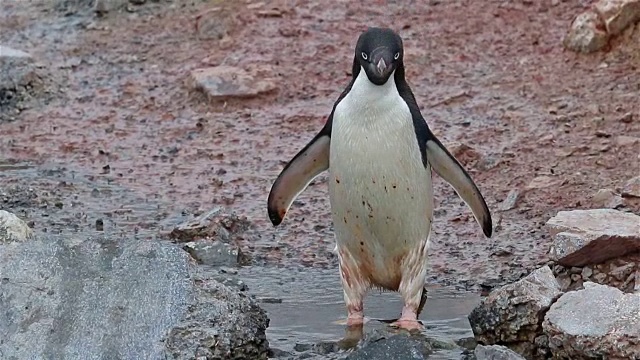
[
  {"left": 0, "top": 235, "right": 269, "bottom": 359},
  {"left": 543, "top": 282, "right": 640, "bottom": 359},
  {"left": 546, "top": 209, "right": 640, "bottom": 267}
]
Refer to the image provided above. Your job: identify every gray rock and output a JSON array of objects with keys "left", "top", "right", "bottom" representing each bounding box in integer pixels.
[
  {"left": 622, "top": 176, "right": 640, "bottom": 198},
  {"left": 475, "top": 345, "right": 526, "bottom": 360},
  {"left": 468, "top": 266, "right": 562, "bottom": 357},
  {"left": 546, "top": 209, "right": 640, "bottom": 267},
  {"left": 499, "top": 189, "right": 521, "bottom": 211},
  {"left": 0, "top": 236, "right": 269, "bottom": 359},
  {"left": 183, "top": 240, "right": 241, "bottom": 267},
  {"left": 563, "top": 11, "right": 609, "bottom": 53},
  {"left": 0, "top": 44, "right": 45, "bottom": 121},
  {"left": 164, "top": 270, "right": 269, "bottom": 359},
  {"left": 170, "top": 207, "right": 250, "bottom": 244},
  {"left": 345, "top": 333, "right": 433, "bottom": 360},
  {"left": 188, "top": 66, "right": 278, "bottom": 100},
  {"left": 0, "top": 209, "right": 33, "bottom": 242},
  {"left": 0, "top": 46, "right": 32, "bottom": 59},
  {"left": 594, "top": 0, "right": 640, "bottom": 36},
  {"left": 590, "top": 188, "right": 624, "bottom": 209},
  {"left": 94, "top": 0, "right": 129, "bottom": 14},
  {"left": 543, "top": 282, "right": 640, "bottom": 359}
]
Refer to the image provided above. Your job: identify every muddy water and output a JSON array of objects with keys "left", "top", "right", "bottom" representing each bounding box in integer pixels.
[
  {"left": 1, "top": 163, "right": 476, "bottom": 358},
  {"left": 239, "top": 266, "right": 479, "bottom": 359}
]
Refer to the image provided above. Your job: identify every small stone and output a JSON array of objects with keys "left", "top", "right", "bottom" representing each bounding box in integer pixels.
[
  {"left": 556, "top": 273, "right": 572, "bottom": 290},
  {"left": 616, "top": 135, "right": 640, "bottom": 146},
  {"left": 182, "top": 240, "right": 241, "bottom": 267},
  {"left": 581, "top": 266, "right": 593, "bottom": 279},
  {"left": 543, "top": 282, "right": 640, "bottom": 359},
  {"left": 610, "top": 263, "right": 636, "bottom": 281},
  {"left": 594, "top": 0, "right": 640, "bottom": 36},
  {"left": 546, "top": 209, "right": 640, "bottom": 267},
  {"left": 622, "top": 176, "right": 640, "bottom": 198},
  {"left": 95, "top": 218, "right": 104, "bottom": 231},
  {"left": 468, "top": 266, "right": 563, "bottom": 346},
  {"left": 170, "top": 207, "right": 250, "bottom": 243},
  {"left": 500, "top": 189, "right": 521, "bottom": 211},
  {"left": 594, "top": 272, "right": 608, "bottom": 283},
  {"left": 188, "top": 66, "right": 277, "bottom": 101},
  {"left": 0, "top": 46, "right": 32, "bottom": 59},
  {"left": 591, "top": 188, "right": 624, "bottom": 208},
  {"left": 526, "top": 176, "right": 558, "bottom": 190},
  {"left": 619, "top": 112, "right": 634, "bottom": 123},
  {"left": 563, "top": 11, "right": 609, "bottom": 53},
  {"left": 0, "top": 210, "right": 33, "bottom": 242},
  {"left": 475, "top": 345, "right": 526, "bottom": 360}
]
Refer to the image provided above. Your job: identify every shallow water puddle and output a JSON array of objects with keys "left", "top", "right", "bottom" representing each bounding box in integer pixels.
[{"left": 238, "top": 266, "right": 480, "bottom": 358}]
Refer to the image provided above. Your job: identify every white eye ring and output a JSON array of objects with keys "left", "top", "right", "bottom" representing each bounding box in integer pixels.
[
  {"left": 394, "top": 52, "right": 400, "bottom": 60},
  {"left": 361, "top": 52, "right": 368, "bottom": 60}
]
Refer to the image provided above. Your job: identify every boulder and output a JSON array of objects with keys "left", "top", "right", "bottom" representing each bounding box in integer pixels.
[
  {"left": 563, "top": 11, "right": 609, "bottom": 53},
  {"left": 475, "top": 345, "right": 526, "bottom": 360},
  {"left": 593, "top": 0, "right": 640, "bottom": 36},
  {"left": 0, "top": 209, "right": 33, "bottom": 242},
  {"left": 345, "top": 333, "right": 434, "bottom": 360},
  {"left": 546, "top": 209, "right": 640, "bottom": 267},
  {"left": 0, "top": 236, "right": 269, "bottom": 359},
  {"left": 543, "top": 282, "right": 640, "bottom": 359},
  {"left": 468, "top": 266, "right": 562, "bottom": 358}
]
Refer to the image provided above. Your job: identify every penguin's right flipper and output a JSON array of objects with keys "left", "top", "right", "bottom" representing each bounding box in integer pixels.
[{"left": 267, "top": 131, "right": 330, "bottom": 226}]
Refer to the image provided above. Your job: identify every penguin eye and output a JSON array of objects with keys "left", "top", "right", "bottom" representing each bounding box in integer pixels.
[
  {"left": 361, "top": 52, "right": 368, "bottom": 60},
  {"left": 394, "top": 52, "right": 400, "bottom": 60}
]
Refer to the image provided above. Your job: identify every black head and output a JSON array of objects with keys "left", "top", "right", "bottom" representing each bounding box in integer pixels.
[{"left": 353, "top": 27, "right": 404, "bottom": 86}]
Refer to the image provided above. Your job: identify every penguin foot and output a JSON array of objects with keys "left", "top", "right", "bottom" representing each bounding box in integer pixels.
[
  {"left": 346, "top": 311, "right": 365, "bottom": 326},
  {"left": 389, "top": 305, "right": 423, "bottom": 331},
  {"left": 389, "top": 319, "right": 423, "bottom": 331}
]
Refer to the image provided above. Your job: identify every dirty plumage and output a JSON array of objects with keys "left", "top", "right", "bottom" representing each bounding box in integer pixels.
[{"left": 267, "top": 27, "right": 492, "bottom": 330}]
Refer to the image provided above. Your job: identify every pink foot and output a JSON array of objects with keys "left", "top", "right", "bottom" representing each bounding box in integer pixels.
[
  {"left": 390, "top": 318, "right": 423, "bottom": 331},
  {"left": 389, "top": 305, "right": 423, "bottom": 331},
  {"left": 346, "top": 307, "right": 364, "bottom": 326}
]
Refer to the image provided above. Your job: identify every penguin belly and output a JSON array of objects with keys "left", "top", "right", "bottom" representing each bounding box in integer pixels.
[{"left": 329, "top": 104, "right": 434, "bottom": 292}]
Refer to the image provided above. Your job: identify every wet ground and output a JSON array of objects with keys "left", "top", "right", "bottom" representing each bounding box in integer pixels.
[
  {"left": 241, "top": 266, "right": 479, "bottom": 359},
  {"left": 1, "top": 0, "right": 639, "bottom": 357}
]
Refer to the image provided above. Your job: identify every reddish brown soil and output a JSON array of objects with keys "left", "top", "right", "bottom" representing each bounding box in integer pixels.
[{"left": 1, "top": 0, "right": 638, "bottom": 289}]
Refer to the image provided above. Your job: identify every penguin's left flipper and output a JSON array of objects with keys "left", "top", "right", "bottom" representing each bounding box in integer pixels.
[
  {"left": 267, "top": 131, "right": 330, "bottom": 226},
  {"left": 425, "top": 136, "right": 493, "bottom": 238}
]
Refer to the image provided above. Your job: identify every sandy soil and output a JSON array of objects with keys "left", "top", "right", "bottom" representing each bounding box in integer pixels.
[{"left": 1, "top": 0, "right": 639, "bottom": 290}]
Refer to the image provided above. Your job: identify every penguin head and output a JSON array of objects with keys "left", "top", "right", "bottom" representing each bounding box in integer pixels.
[{"left": 354, "top": 27, "right": 404, "bottom": 86}]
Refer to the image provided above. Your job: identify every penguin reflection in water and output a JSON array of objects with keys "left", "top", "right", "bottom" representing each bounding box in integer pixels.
[{"left": 267, "top": 27, "right": 492, "bottom": 331}]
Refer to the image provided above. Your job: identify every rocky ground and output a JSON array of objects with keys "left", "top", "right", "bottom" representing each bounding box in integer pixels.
[{"left": 1, "top": 0, "right": 640, "bottom": 359}]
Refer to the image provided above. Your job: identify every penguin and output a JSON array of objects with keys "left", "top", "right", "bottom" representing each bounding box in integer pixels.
[{"left": 267, "top": 27, "right": 492, "bottom": 331}]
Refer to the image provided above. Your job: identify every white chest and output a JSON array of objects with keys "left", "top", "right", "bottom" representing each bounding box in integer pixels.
[{"left": 327, "top": 70, "right": 433, "bottom": 254}]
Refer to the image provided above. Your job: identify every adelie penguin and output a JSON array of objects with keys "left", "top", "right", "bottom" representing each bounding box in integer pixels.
[{"left": 267, "top": 27, "right": 492, "bottom": 331}]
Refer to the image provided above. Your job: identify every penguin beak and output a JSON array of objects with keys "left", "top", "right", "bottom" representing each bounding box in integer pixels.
[{"left": 371, "top": 49, "right": 393, "bottom": 78}]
